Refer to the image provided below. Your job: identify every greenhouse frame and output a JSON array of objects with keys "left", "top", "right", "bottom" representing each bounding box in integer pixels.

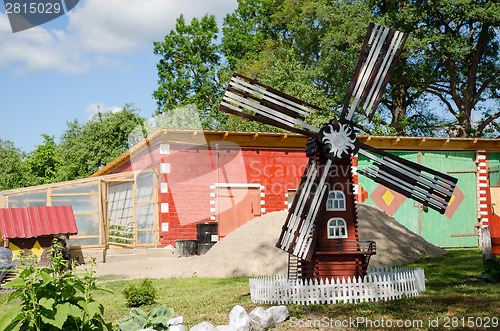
[{"left": 0, "top": 169, "right": 158, "bottom": 249}]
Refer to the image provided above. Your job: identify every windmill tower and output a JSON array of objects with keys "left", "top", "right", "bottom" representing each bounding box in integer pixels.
[{"left": 219, "top": 23, "right": 458, "bottom": 281}]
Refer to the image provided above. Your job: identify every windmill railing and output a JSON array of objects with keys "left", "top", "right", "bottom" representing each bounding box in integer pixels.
[{"left": 315, "top": 240, "right": 376, "bottom": 255}]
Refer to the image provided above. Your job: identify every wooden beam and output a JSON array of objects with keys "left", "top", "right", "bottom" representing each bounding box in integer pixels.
[
  {"left": 50, "top": 193, "right": 99, "bottom": 197},
  {"left": 391, "top": 137, "right": 400, "bottom": 146}
]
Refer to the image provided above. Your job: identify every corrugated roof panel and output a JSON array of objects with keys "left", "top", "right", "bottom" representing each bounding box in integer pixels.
[{"left": 0, "top": 205, "right": 78, "bottom": 239}]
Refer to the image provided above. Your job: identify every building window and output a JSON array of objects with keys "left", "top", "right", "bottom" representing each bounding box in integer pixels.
[
  {"left": 326, "top": 190, "right": 346, "bottom": 211},
  {"left": 327, "top": 218, "right": 348, "bottom": 239}
]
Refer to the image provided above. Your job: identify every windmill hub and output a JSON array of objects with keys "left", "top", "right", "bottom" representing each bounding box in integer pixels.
[
  {"left": 318, "top": 120, "right": 360, "bottom": 161},
  {"left": 333, "top": 134, "right": 346, "bottom": 147}
]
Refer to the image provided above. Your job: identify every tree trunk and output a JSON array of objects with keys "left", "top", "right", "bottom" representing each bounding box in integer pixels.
[
  {"left": 457, "top": 106, "right": 472, "bottom": 138},
  {"left": 390, "top": 85, "right": 407, "bottom": 136}
]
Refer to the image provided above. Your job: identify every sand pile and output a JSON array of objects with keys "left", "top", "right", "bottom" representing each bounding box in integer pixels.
[
  {"left": 91, "top": 203, "right": 446, "bottom": 279},
  {"left": 183, "top": 203, "right": 445, "bottom": 277},
  {"left": 356, "top": 203, "right": 446, "bottom": 266}
]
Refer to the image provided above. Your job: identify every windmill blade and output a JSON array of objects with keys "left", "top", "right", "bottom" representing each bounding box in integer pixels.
[
  {"left": 341, "top": 23, "right": 408, "bottom": 122},
  {"left": 357, "top": 143, "right": 458, "bottom": 214},
  {"left": 276, "top": 158, "right": 332, "bottom": 261},
  {"left": 219, "top": 73, "right": 321, "bottom": 137}
]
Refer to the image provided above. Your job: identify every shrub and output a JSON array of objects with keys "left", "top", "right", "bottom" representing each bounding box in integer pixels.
[
  {"left": 123, "top": 279, "right": 157, "bottom": 307},
  {"left": 0, "top": 239, "right": 113, "bottom": 330},
  {"left": 118, "top": 305, "right": 174, "bottom": 331},
  {"left": 482, "top": 259, "right": 500, "bottom": 282}
]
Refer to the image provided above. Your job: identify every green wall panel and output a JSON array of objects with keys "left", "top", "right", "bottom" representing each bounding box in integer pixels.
[
  {"left": 489, "top": 152, "right": 500, "bottom": 187},
  {"left": 358, "top": 151, "right": 478, "bottom": 248}
]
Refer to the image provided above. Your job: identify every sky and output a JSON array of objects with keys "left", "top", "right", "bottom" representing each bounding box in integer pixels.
[{"left": 0, "top": 0, "right": 239, "bottom": 152}]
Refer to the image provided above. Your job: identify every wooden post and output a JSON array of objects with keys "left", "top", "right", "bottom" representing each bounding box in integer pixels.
[
  {"left": 133, "top": 174, "right": 138, "bottom": 247},
  {"left": 47, "top": 187, "right": 52, "bottom": 206},
  {"left": 0, "top": 194, "right": 6, "bottom": 208},
  {"left": 481, "top": 225, "right": 494, "bottom": 261},
  {"left": 98, "top": 179, "right": 103, "bottom": 247},
  {"left": 153, "top": 169, "right": 159, "bottom": 247}
]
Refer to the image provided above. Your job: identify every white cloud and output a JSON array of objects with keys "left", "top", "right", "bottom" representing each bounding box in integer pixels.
[
  {"left": 85, "top": 102, "right": 122, "bottom": 118},
  {"left": 0, "top": 0, "right": 238, "bottom": 74},
  {"left": 0, "top": 13, "right": 89, "bottom": 73}
]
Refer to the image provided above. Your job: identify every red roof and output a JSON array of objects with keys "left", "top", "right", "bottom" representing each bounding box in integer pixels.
[{"left": 0, "top": 205, "right": 78, "bottom": 239}]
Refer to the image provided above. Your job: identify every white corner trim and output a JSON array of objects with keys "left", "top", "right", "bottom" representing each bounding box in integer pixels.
[
  {"left": 160, "top": 144, "right": 170, "bottom": 154},
  {"left": 160, "top": 163, "right": 171, "bottom": 174},
  {"left": 214, "top": 183, "right": 261, "bottom": 188}
]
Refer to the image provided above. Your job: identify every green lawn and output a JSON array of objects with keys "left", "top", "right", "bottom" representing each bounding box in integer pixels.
[{"left": 1, "top": 248, "right": 499, "bottom": 330}]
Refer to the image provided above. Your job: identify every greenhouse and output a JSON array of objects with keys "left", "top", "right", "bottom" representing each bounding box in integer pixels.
[{"left": 0, "top": 169, "right": 158, "bottom": 248}]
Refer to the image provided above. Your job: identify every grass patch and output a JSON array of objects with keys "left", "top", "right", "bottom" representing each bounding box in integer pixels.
[{"left": 1, "top": 248, "right": 499, "bottom": 330}]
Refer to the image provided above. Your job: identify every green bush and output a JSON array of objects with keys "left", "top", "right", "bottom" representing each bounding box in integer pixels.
[
  {"left": 0, "top": 239, "right": 113, "bottom": 331},
  {"left": 123, "top": 279, "right": 157, "bottom": 307},
  {"left": 482, "top": 258, "right": 500, "bottom": 282},
  {"left": 118, "top": 305, "right": 174, "bottom": 331}
]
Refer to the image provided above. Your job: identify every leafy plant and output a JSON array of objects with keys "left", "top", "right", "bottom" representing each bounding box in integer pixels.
[
  {"left": 0, "top": 239, "right": 113, "bottom": 331},
  {"left": 481, "top": 259, "right": 500, "bottom": 282},
  {"left": 123, "top": 278, "right": 157, "bottom": 307},
  {"left": 117, "top": 304, "right": 174, "bottom": 331}
]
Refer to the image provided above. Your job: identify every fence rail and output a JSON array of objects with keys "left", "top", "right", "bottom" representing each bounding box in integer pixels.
[{"left": 249, "top": 267, "right": 425, "bottom": 305}]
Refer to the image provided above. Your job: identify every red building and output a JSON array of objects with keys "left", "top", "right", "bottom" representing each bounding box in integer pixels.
[{"left": 91, "top": 129, "right": 310, "bottom": 247}]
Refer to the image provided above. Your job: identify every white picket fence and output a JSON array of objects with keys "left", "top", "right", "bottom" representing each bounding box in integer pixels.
[{"left": 249, "top": 267, "right": 425, "bottom": 305}]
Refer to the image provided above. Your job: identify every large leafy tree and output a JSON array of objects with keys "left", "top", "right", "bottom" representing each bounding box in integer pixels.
[
  {"left": 370, "top": 0, "right": 500, "bottom": 138},
  {"left": 153, "top": 0, "right": 500, "bottom": 137},
  {"left": 25, "top": 134, "right": 64, "bottom": 185},
  {"left": 59, "top": 105, "right": 144, "bottom": 180},
  {"left": 0, "top": 139, "right": 31, "bottom": 190},
  {"left": 222, "top": 0, "right": 286, "bottom": 70},
  {"left": 152, "top": 14, "right": 226, "bottom": 129}
]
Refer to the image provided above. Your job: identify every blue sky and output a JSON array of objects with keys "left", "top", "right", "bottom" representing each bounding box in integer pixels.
[{"left": 0, "top": 0, "right": 238, "bottom": 152}]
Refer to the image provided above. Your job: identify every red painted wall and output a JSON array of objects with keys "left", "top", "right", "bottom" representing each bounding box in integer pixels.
[{"left": 112, "top": 140, "right": 309, "bottom": 247}]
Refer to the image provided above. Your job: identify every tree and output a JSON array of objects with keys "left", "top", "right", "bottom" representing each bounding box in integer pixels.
[
  {"left": 25, "top": 134, "right": 63, "bottom": 185},
  {"left": 0, "top": 139, "right": 30, "bottom": 190},
  {"left": 153, "top": 0, "right": 500, "bottom": 137},
  {"left": 370, "top": 0, "right": 500, "bottom": 137},
  {"left": 153, "top": 14, "right": 225, "bottom": 129},
  {"left": 221, "top": 0, "right": 286, "bottom": 70},
  {"left": 59, "top": 105, "right": 144, "bottom": 180}
]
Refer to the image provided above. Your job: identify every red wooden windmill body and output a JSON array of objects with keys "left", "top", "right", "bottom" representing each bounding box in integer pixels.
[
  {"left": 297, "top": 156, "right": 374, "bottom": 280},
  {"left": 219, "top": 23, "right": 458, "bottom": 281}
]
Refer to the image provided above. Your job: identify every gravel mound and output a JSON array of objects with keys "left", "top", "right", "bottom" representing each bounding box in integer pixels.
[{"left": 186, "top": 203, "right": 445, "bottom": 277}]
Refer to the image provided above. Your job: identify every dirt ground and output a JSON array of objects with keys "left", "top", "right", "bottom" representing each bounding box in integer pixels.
[{"left": 90, "top": 203, "right": 446, "bottom": 280}]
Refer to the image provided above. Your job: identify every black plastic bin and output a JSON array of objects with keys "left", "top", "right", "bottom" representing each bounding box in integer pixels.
[
  {"left": 175, "top": 240, "right": 197, "bottom": 257},
  {"left": 196, "top": 222, "right": 218, "bottom": 255}
]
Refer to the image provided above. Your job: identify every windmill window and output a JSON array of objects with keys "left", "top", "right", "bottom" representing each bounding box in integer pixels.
[
  {"left": 326, "top": 190, "right": 346, "bottom": 211},
  {"left": 327, "top": 218, "right": 348, "bottom": 239}
]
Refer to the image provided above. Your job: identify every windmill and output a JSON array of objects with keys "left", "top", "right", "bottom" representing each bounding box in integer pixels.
[{"left": 218, "top": 23, "right": 458, "bottom": 281}]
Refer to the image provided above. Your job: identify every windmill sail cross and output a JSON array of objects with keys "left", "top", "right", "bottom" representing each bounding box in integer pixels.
[{"left": 218, "top": 23, "right": 457, "bottom": 267}]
